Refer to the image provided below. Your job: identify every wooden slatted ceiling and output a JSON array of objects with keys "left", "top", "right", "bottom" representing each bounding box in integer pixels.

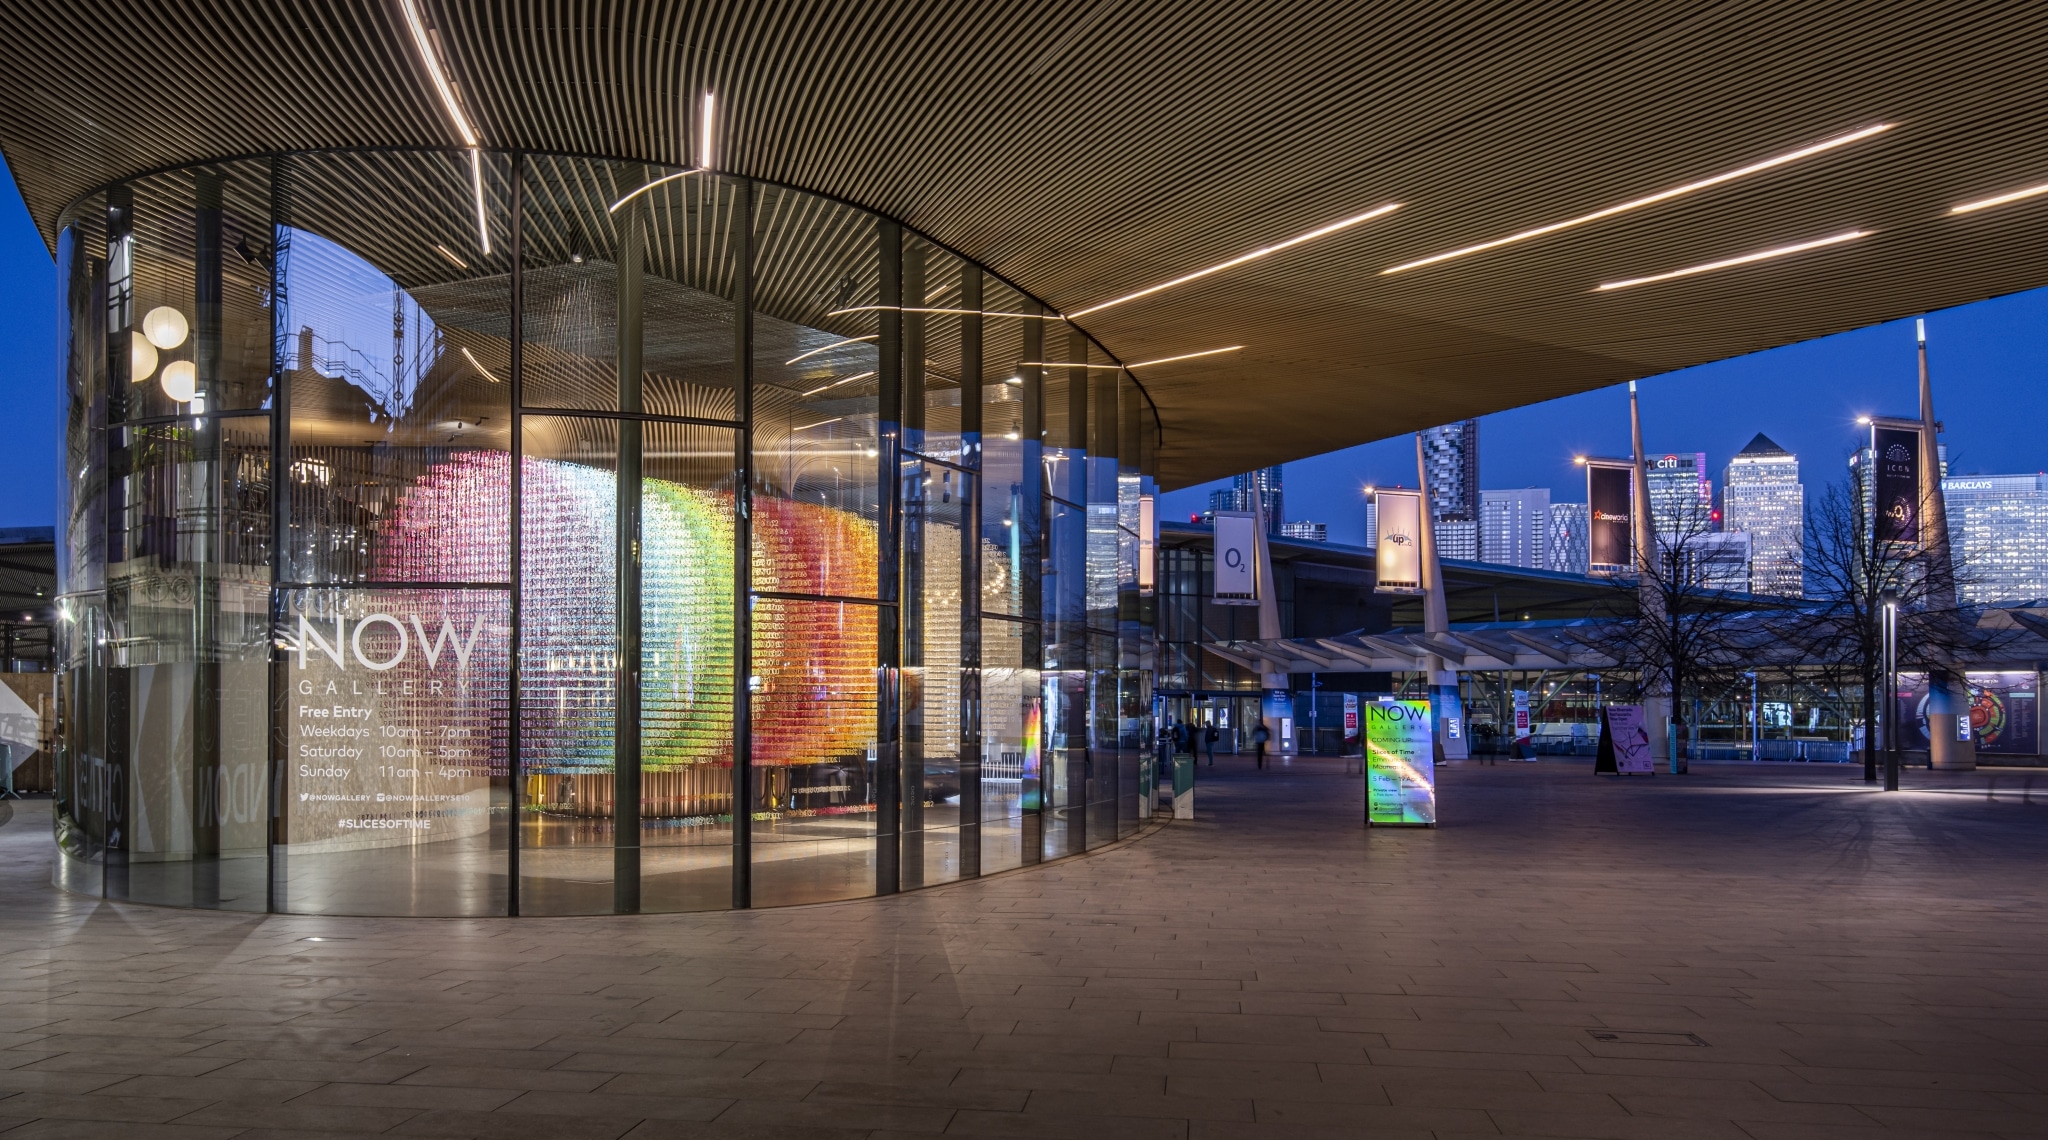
[{"left": 3, "top": 0, "right": 2046, "bottom": 488}]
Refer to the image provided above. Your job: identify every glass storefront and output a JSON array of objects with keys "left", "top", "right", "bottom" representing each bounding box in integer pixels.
[{"left": 50, "top": 150, "right": 1158, "bottom": 915}]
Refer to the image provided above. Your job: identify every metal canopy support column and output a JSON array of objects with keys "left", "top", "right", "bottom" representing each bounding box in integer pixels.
[
  {"left": 875, "top": 220, "right": 903, "bottom": 897},
  {"left": 613, "top": 186, "right": 645, "bottom": 914},
  {"left": 958, "top": 264, "right": 983, "bottom": 878},
  {"left": 1018, "top": 304, "right": 1044, "bottom": 864},
  {"left": 191, "top": 167, "right": 223, "bottom": 907},
  {"left": 102, "top": 183, "right": 133, "bottom": 902},
  {"left": 507, "top": 152, "right": 524, "bottom": 915},
  {"left": 731, "top": 177, "right": 755, "bottom": 909},
  {"left": 900, "top": 240, "right": 926, "bottom": 888},
  {"left": 264, "top": 161, "right": 287, "bottom": 914},
  {"left": 1064, "top": 329, "right": 1089, "bottom": 855}
]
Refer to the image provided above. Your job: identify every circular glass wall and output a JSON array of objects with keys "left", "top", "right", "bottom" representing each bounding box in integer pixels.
[{"left": 50, "top": 150, "right": 1161, "bottom": 916}]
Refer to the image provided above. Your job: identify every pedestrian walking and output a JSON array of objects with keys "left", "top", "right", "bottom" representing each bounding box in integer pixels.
[
  {"left": 1204, "top": 723, "right": 1219, "bottom": 766},
  {"left": 1253, "top": 722, "right": 1271, "bottom": 770}
]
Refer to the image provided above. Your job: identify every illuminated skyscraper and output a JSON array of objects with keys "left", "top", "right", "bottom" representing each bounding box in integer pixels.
[
  {"left": 1549, "top": 502, "right": 1589, "bottom": 575},
  {"left": 1646, "top": 452, "right": 1711, "bottom": 538},
  {"left": 1209, "top": 465, "right": 1284, "bottom": 530},
  {"left": 1480, "top": 488, "right": 1550, "bottom": 570},
  {"left": 1723, "top": 433, "right": 1803, "bottom": 597},
  {"left": 1421, "top": 419, "right": 1479, "bottom": 524},
  {"left": 1943, "top": 474, "right": 2048, "bottom": 604}
]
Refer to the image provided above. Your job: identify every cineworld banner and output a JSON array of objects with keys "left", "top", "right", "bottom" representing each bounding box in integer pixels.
[
  {"left": 1373, "top": 490, "right": 1423, "bottom": 594},
  {"left": 1586, "top": 460, "right": 1635, "bottom": 571},
  {"left": 1871, "top": 423, "right": 1921, "bottom": 544}
]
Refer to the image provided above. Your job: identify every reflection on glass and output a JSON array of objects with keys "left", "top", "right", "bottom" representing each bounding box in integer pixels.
[
  {"left": 280, "top": 152, "right": 513, "bottom": 585},
  {"left": 521, "top": 157, "right": 740, "bottom": 418},
  {"left": 276, "top": 586, "right": 510, "bottom": 916},
  {"left": 518, "top": 418, "right": 738, "bottom": 914},
  {"left": 750, "top": 597, "right": 878, "bottom": 906},
  {"left": 752, "top": 186, "right": 881, "bottom": 599},
  {"left": 981, "top": 617, "right": 1040, "bottom": 873}
]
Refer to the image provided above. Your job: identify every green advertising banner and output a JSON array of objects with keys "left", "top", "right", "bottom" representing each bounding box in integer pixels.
[{"left": 1366, "top": 699, "right": 1436, "bottom": 827}]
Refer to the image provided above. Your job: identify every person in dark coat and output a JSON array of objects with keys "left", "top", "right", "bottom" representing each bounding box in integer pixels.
[
  {"left": 1204, "top": 722, "right": 1219, "bottom": 766},
  {"left": 1253, "top": 722, "right": 1271, "bottom": 769}
]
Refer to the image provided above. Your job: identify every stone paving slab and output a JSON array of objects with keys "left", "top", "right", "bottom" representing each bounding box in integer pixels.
[{"left": 2, "top": 759, "right": 2047, "bottom": 1138}]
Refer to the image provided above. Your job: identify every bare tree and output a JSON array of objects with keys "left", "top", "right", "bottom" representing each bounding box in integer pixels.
[
  {"left": 1589, "top": 492, "right": 1762, "bottom": 756},
  {"left": 1788, "top": 472, "right": 2007, "bottom": 780}
]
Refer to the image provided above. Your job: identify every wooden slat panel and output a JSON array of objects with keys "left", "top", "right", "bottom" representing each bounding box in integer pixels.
[{"left": 4, "top": 0, "right": 2045, "bottom": 487}]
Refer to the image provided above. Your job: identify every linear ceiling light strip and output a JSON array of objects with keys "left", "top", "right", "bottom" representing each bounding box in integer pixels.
[
  {"left": 611, "top": 93, "right": 717, "bottom": 213},
  {"left": 787, "top": 336, "right": 878, "bottom": 365},
  {"left": 398, "top": 0, "right": 491, "bottom": 255},
  {"left": 826, "top": 305, "right": 1068, "bottom": 320},
  {"left": 1016, "top": 345, "right": 1242, "bottom": 369},
  {"left": 1068, "top": 204, "right": 1401, "bottom": 318},
  {"left": 800, "top": 371, "right": 876, "bottom": 397},
  {"left": 1596, "top": 230, "right": 1869, "bottom": 291},
  {"left": 1383, "top": 123, "right": 1894, "bottom": 276},
  {"left": 459, "top": 346, "right": 500, "bottom": 382},
  {"left": 1951, "top": 180, "right": 2048, "bottom": 215}
]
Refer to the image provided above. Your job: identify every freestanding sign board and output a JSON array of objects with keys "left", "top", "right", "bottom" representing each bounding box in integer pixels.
[
  {"left": 1512, "top": 689, "right": 1532, "bottom": 759},
  {"left": 1342, "top": 693, "right": 1359, "bottom": 748},
  {"left": 1594, "top": 703, "right": 1653, "bottom": 775},
  {"left": 1365, "top": 699, "right": 1436, "bottom": 826},
  {"left": 1212, "top": 510, "right": 1259, "bottom": 604}
]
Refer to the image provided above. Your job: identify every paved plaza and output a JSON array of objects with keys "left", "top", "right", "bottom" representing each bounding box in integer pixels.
[{"left": 1, "top": 758, "right": 2046, "bottom": 1139}]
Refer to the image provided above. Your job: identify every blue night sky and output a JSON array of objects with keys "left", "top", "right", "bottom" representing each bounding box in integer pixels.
[
  {"left": 0, "top": 153, "right": 2043, "bottom": 539},
  {"left": 1165, "top": 279, "right": 2048, "bottom": 548}
]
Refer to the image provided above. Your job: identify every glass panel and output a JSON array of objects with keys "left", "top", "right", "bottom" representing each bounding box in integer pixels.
[
  {"left": 980, "top": 617, "right": 1040, "bottom": 873},
  {"left": 978, "top": 281, "right": 1031, "bottom": 618},
  {"left": 907, "top": 239, "right": 967, "bottom": 464},
  {"left": 750, "top": 597, "right": 878, "bottom": 906},
  {"left": 105, "top": 415, "right": 272, "bottom": 909},
  {"left": 1088, "top": 631, "right": 1119, "bottom": 850},
  {"left": 901, "top": 454, "right": 966, "bottom": 889},
  {"left": 520, "top": 157, "right": 742, "bottom": 418},
  {"left": 752, "top": 186, "right": 881, "bottom": 599},
  {"left": 276, "top": 586, "right": 510, "bottom": 916},
  {"left": 123, "top": 162, "right": 276, "bottom": 417},
  {"left": 278, "top": 151, "right": 513, "bottom": 585},
  {"left": 519, "top": 416, "right": 739, "bottom": 915}
]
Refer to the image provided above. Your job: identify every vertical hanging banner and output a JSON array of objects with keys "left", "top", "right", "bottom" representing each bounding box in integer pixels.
[
  {"left": 1342, "top": 693, "right": 1360, "bottom": 748},
  {"left": 1594, "top": 703, "right": 1652, "bottom": 775},
  {"left": 1137, "top": 492, "right": 1157, "bottom": 595},
  {"left": 1365, "top": 699, "right": 1436, "bottom": 826},
  {"left": 1871, "top": 423, "right": 1922, "bottom": 544},
  {"left": 1585, "top": 461, "right": 1635, "bottom": 572},
  {"left": 1212, "top": 510, "right": 1258, "bottom": 605},
  {"left": 1372, "top": 491, "right": 1424, "bottom": 593}
]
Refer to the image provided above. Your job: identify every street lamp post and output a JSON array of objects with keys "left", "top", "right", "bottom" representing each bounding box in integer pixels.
[
  {"left": 1743, "top": 671, "right": 1758, "bottom": 760},
  {"left": 1881, "top": 589, "right": 1900, "bottom": 791}
]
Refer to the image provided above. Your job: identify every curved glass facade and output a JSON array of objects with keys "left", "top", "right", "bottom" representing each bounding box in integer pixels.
[{"left": 51, "top": 151, "right": 1159, "bottom": 916}]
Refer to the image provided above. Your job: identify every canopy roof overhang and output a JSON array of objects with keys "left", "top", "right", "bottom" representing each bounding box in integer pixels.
[
  {"left": 1216, "top": 606, "right": 2048, "bottom": 677},
  {"left": 5, "top": 2, "right": 2047, "bottom": 487}
]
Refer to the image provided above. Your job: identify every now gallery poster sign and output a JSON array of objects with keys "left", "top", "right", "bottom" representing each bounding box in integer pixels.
[
  {"left": 1365, "top": 699, "right": 1436, "bottom": 827},
  {"left": 281, "top": 591, "right": 508, "bottom": 852}
]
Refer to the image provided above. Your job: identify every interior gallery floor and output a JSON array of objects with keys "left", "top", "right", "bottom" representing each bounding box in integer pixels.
[{"left": 1, "top": 760, "right": 2044, "bottom": 1139}]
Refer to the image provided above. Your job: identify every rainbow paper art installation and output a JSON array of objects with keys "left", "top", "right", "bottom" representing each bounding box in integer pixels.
[{"left": 374, "top": 451, "right": 880, "bottom": 774}]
